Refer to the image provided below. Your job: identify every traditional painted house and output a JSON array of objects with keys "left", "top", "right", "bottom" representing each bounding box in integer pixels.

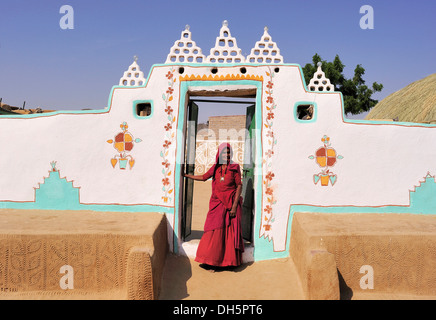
[{"left": 1, "top": 21, "right": 436, "bottom": 264}]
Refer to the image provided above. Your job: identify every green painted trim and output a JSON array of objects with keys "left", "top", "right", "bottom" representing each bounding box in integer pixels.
[
  {"left": 0, "top": 169, "right": 173, "bottom": 213},
  {"left": 343, "top": 117, "right": 436, "bottom": 127},
  {"left": 0, "top": 201, "right": 173, "bottom": 213},
  {"left": 4, "top": 61, "right": 435, "bottom": 128},
  {"left": 252, "top": 87, "right": 265, "bottom": 261},
  {"left": 255, "top": 174, "right": 436, "bottom": 261},
  {"left": 133, "top": 100, "right": 154, "bottom": 119},
  {"left": 293, "top": 101, "right": 318, "bottom": 123},
  {"left": 0, "top": 108, "right": 108, "bottom": 119},
  {"left": 336, "top": 89, "right": 436, "bottom": 127},
  {"left": 259, "top": 201, "right": 436, "bottom": 261},
  {"left": 174, "top": 79, "right": 264, "bottom": 255},
  {"left": 0, "top": 86, "right": 118, "bottom": 119},
  {"left": 174, "top": 81, "right": 189, "bottom": 253}
]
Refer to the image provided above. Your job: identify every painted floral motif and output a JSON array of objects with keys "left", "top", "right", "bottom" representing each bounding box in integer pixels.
[
  {"left": 178, "top": 71, "right": 273, "bottom": 237},
  {"left": 308, "top": 135, "right": 343, "bottom": 186},
  {"left": 261, "top": 68, "right": 278, "bottom": 236},
  {"left": 161, "top": 68, "right": 177, "bottom": 203},
  {"left": 50, "top": 161, "right": 57, "bottom": 172},
  {"left": 107, "top": 122, "right": 142, "bottom": 170}
]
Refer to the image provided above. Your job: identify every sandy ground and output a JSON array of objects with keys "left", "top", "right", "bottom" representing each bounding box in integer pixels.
[
  {"left": 159, "top": 180, "right": 306, "bottom": 300},
  {"left": 158, "top": 254, "right": 305, "bottom": 300},
  {"left": 158, "top": 252, "right": 436, "bottom": 300},
  {"left": 158, "top": 181, "right": 436, "bottom": 300}
]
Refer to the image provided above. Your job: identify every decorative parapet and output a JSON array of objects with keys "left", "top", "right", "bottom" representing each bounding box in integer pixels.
[
  {"left": 164, "top": 21, "right": 286, "bottom": 65},
  {"left": 308, "top": 62, "right": 335, "bottom": 92},
  {"left": 247, "top": 27, "right": 283, "bottom": 64},
  {"left": 165, "top": 25, "right": 206, "bottom": 64},
  {"left": 206, "top": 20, "right": 245, "bottom": 64},
  {"left": 119, "top": 56, "right": 146, "bottom": 86}
]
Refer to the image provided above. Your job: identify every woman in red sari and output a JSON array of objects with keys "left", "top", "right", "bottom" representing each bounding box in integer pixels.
[{"left": 183, "top": 142, "right": 244, "bottom": 270}]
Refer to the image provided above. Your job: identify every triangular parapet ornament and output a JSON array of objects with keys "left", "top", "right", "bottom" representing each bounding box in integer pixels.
[
  {"left": 308, "top": 62, "right": 335, "bottom": 92},
  {"left": 119, "top": 56, "right": 146, "bottom": 86},
  {"left": 206, "top": 20, "right": 245, "bottom": 64},
  {"left": 247, "top": 27, "right": 283, "bottom": 64},
  {"left": 165, "top": 25, "right": 206, "bottom": 64}
]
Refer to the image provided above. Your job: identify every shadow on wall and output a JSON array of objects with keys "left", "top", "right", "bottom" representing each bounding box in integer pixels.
[
  {"left": 338, "top": 270, "right": 353, "bottom": 300},
  {"left": 159, "top": 253, "right": 193, "bottom": 300}
]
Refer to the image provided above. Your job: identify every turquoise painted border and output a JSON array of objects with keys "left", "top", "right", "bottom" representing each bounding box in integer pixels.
[
  {"left": 293, "top": 101, "right": 318, "bottom": 123},
  {"left": 0, "top": 201, "right": 173, "bottom": 213},
  {"left": 133, "top": 100, "right": 154, "bottom": 119},
  {"left": 0, "top": 107, "right": 109, "bottom": 119},
  {"left": 2, "top": 62, "right": 436, "bottom": 258},
  {"left": 0, "top": 169, "right": 173, "bottom": 213},
  {"left": 256, "top": 174, "right": 436, "bottom": 261},
  {"left": 2, "top": 61, "right": 436, "bottom": 129},
  {"left": 174, "top": 79, "right": 264, "bottom": 255},
  {"left": 0, "top": 86, "right": 117, "bottom": 119},
  {"left": 258, "top": 202, "right": 436, "bottom": 261}
]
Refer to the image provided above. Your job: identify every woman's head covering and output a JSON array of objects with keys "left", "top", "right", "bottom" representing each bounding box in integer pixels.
[
  {"left": 212, "top": 142, "right": 239, "bottom": 180},
  {"left": 216, "top": 142, "right": 233, "bottom": 165}
]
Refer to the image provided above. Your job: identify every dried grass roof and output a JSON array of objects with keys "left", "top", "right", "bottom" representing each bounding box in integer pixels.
[{"left": 366, "top": 73, "right": 436, "bottom": 123}]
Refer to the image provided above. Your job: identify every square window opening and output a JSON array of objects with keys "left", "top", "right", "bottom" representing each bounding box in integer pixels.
[
  {"left": 136, "top": 103, "right": 152, "bottom": 117},
  {"left": 296, "top": 104, "right": 314, "bottom": 120}
]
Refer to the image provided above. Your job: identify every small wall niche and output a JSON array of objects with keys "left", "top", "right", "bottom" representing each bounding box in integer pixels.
[
  {"left": 294, "top": 102, "right": 317, "bottom": 123},
  {"left": 134, "top": 101, "right": 153, "bottom": 118}
]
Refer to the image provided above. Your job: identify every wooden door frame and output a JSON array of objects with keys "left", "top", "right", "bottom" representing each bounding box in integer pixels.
[{"left": 174, "top": 80, "right": 262, "bottom": 255}]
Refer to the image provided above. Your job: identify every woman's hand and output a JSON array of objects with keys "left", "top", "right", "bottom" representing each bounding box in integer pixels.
[
  {"left": 229, "top": 185, "right": 242, "bottom": 217},
  {"left": 229, "top": 207, "right": 237, "bottom": 217}
]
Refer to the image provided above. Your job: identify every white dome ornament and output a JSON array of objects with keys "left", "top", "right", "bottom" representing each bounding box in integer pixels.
[
  {"left": 247, "top": 26, "right": 284, "bottom": 64},
  {"left": 165, "top": 25, "right": 206, "bottom": 64},
  {"left": 308, "top": 62, "right": 335, "bottom": 92},
  {"left": 119, "top": 56, "right": 146, "bottom": 87},
  {"left": 206, "top": 20, "right": 245, "bottom": 64}
]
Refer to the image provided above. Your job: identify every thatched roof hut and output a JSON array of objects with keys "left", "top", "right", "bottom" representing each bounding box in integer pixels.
[{"left": 365, "top": 73, "right": 436, "bottom": 123}]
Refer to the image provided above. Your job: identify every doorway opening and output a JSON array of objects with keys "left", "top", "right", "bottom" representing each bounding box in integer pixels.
[{"left": 181, "top": 91, "right": 257, "bottom": 255}]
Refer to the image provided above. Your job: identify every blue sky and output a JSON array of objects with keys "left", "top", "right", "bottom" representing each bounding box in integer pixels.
[{"left": 0, "top": 0, "right": 435, "bottom": 120}]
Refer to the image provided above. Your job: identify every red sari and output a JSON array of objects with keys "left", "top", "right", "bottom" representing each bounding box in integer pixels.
[{"left": 195, "top": 143, "right": 244, "bottom": 267}]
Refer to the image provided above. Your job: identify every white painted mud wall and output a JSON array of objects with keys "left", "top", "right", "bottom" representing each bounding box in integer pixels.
[{"left": 1, "top": 63, "right": 436, "bottom": 261}]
